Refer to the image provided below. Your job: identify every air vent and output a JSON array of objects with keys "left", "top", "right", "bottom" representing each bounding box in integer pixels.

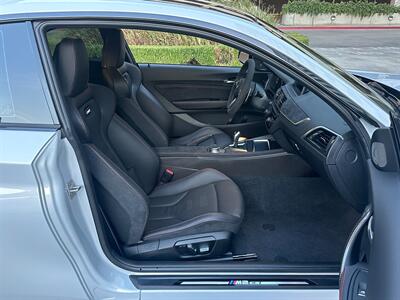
[
  {"left": 275, "top": 88, "right": 286, "bottom": 110},
  {"left": 306, "top": 128, "right": 337, "bottom": 154}
]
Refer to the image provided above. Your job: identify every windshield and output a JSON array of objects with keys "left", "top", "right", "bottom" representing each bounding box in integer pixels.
[
  {"left": 183, "top": 0, "right": 396, "bottom": 125},
  {"left": 191, "top": 0, "right": 396, "bottom": 114},
  {"left": 258, "top": 23, "right": 396, "bottom": 114}
]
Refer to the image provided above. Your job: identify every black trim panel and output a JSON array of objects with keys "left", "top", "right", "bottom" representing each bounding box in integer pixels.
[{"left": 130, "top": 274, "right": 339, "bottom": 290}]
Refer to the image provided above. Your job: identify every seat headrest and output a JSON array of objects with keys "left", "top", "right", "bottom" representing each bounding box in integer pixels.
[
  {"left": 53, "top": 38, "right": 89, "bottom": 97},
  {"left": 101, "top": 29, "right": 126, "bottom": 69}
]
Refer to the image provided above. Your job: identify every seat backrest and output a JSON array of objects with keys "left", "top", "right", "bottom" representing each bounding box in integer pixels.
[
  {"left": 54, "top": 37, "right": 160, "bottom": 245},
  {"left": 101, "top": 29, "right": 172, "bottom": 147}
]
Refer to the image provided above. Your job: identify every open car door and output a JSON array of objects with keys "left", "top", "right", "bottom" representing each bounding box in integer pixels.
[{"left": 339, "top": 112, "right": 400, "bottom": 300}]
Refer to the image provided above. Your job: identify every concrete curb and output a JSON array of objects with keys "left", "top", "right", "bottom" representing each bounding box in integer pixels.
[
  {"left": 281, "top": 13, "right": 400, "bottom": 26},
  {"left": 278, "top": 25, "right": 400, "bottom": 30}
]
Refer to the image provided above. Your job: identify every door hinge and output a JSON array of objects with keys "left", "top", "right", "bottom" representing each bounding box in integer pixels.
[{"left": 67, "top": 182, "right": 82, "bottom": 199}]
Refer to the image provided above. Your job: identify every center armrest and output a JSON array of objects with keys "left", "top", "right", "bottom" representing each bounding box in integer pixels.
[{"left": 155, "top": 146, "right": 211, "bottom": 157}]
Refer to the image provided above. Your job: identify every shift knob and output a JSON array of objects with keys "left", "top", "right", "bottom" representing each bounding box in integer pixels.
[{"left": 233, "top": 131, "right": 241, "bottom": 148}]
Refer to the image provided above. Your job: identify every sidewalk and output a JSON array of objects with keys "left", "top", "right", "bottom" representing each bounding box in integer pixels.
[
  {"left": 278, "top": 25, "right": 400, "bottom": 31},
  {"left": 282, "top": 28, "right": 400, "bottom": 74}
]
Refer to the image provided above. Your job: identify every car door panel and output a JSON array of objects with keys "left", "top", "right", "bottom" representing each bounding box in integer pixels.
[
  {"left": 172, "top": 99, "right": 227, "bottom": 110},
  {"left": 340, "top": 113, "right": 400, "bottom": 300},
  {"left": 366, "top": 115, "right": 400, "bottom": 300},
  {"left": 140, "top": 64, "right": 238, "bottom": 85},
  {"left": 140, "top": 64, "right": 236, "bottom": 112},
  {"left": 153, "top": 80, "right": 231, "bottom": 103},
  {"left": 139, "top": 63, "right": 266, "bottom": 137}
]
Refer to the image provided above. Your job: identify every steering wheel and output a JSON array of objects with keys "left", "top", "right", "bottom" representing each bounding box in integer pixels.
[{"left": 227, "top": 59, "right": 256, "bottom": 123}]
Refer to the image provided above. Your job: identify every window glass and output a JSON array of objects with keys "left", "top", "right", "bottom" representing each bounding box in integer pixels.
[
  {"left": 0, "top": 23, "right": 55, "bottom": 124},
  {"left": 47, "top": 28, "right": 103, "bottom": 59},
  {"left": 123, "top": 29, "right": 240, "bottom": 66},
  {"left": 0, "top": 30, "right": 14, "bottom": 119}
]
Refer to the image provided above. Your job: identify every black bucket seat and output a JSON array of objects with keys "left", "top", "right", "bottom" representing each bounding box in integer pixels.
[
  {"left": 53, "top": 38, "right": 244, "bottom": 259},
  {"left": 101, "top": 29, "right": 232, "bottom": 148}
]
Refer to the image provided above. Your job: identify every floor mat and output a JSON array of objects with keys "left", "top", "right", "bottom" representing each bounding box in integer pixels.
[{"left": 231, "top": 176, "right": 360, "bottom": 264}]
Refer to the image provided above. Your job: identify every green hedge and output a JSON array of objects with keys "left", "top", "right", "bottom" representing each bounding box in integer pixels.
[
  {"left": 213, "top": 0, "right": 277, "bottom": 24},
  {"left": 50, "top": 33, "right": 309, "bottom": 67},
  {"left": 286, "top": 31, "right": 310, "bottom": 44},
  {"left": 129, "top": 45, "right": 241, "bottom": 66},
  {"left": 129, "top": 32, "right": 309, "bottom": 67},
  {"left": 282, "top": 0, "right": 400, "bottom": 17}
]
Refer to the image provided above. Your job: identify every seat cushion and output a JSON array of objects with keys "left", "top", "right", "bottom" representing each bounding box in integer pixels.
[
  {"left": 144, "top": 169, "right": 244, "bottom": 241},
  {"left": 170, "top": 127, "right": 231, "bottom": 147}
]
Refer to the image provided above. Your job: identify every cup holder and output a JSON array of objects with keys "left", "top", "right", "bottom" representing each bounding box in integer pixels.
[
  {"left": 245, "top": 139, "right": 280, "bottom": 152},
  {"left": 207, "top": 138, "right": 281, "bottom": 154}
]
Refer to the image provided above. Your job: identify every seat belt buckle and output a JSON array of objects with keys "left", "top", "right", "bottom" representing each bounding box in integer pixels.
[{"left": 160, "top": 168, "right": 174, "bottom": 183}]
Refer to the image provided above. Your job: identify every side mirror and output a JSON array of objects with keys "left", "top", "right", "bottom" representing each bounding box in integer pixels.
[
  {"left": 238, "top": 51, "right": 250, "bottom": 64},
  {"left": 371, "top": 127, "right": 400, "bottom": 172}
]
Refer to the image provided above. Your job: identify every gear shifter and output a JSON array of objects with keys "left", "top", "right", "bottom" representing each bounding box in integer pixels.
[{"left": 232, "top": 131, "right": 241, "bottom": 148}]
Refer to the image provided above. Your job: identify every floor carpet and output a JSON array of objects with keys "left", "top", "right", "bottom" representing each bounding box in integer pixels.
[{"left": 231, "top": 176, "right": 360, "bottom": 264}]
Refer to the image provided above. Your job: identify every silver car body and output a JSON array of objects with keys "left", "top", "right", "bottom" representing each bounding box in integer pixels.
[
  {"left": 350, "top": 69, "right": 400, "bottom": 91},
  {"left": 0, "top": 0, "right": 393, "bottom": 299}
]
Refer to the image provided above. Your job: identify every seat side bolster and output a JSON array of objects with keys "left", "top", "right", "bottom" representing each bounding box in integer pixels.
[
  {"left": 137, "top": 84, "right": 173, "bottom": 137},
  {"left": 143, "top": 212, "right": 241, "bottom": 241},
  {"left": 150, "top": 168, "right": 230, "bottom": 198},
  {"left": 170, "top": 126, "right": 231, "bottom": 147},
  {"left": 108, "top": 115, "right": 160, "bottom": 194},
  {"left": 117, "top": 96, "right": 169, "bottom": 147},
  {"left": 84, "top": 144, "right": 149, "bottom": 245}
]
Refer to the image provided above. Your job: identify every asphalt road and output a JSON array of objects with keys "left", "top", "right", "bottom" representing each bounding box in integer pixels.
[{"left": 293, "top": 29, "right": 400, "bottom": 74}]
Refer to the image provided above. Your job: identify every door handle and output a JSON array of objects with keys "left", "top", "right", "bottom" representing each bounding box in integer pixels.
[{"left": 223, "top": 79, "right": 235, "bottom": 84}]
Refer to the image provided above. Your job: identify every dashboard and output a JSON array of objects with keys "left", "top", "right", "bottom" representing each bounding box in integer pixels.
[{"left": 249, "top": 68, "right": 368, "bottom": 212}]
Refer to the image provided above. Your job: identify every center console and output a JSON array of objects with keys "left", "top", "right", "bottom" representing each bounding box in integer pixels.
[
  {"left": 156, "top": 133, "right": 313, "bottom": 178},
  {"left": 208, "top": 135, "right": 281, "bottom": 154}
]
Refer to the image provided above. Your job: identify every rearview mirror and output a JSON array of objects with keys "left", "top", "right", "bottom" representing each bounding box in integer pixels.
[{"left": 238, "top": 51, "right": 250, "bottom": 64}]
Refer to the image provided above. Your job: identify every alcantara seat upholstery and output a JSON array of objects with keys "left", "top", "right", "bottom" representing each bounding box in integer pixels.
[
  {"left": 101, "top": 28, "right": 232, "bottom": 148},
  {"left": 53, "top": 37, "right": 244, "bottom": 257},
  {"left": 144, "top": 168, "right": 243, "bottom": 241}
]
